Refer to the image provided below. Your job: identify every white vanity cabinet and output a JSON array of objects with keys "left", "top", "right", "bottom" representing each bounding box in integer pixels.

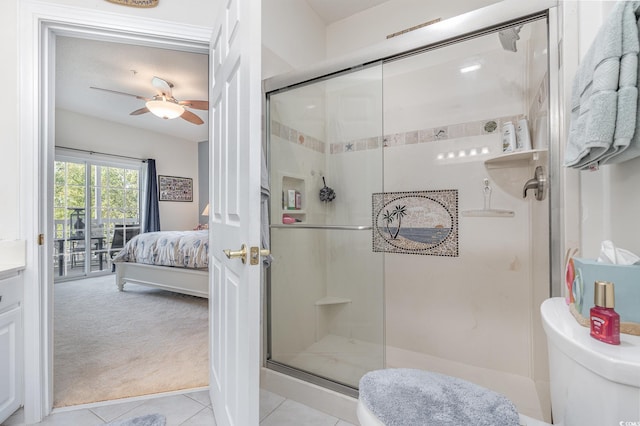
[{"left": 0, "top": 264, "right": 24, "bottom": 424}]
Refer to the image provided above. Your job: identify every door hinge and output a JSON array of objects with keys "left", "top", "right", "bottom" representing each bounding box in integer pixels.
[{"left": 38, "top": 234, "right": 45, "bottom": 245}]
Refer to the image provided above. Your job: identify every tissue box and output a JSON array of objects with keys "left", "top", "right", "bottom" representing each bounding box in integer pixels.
[{"left": 571, "top": 258, "right": 640, "bottom": 324}]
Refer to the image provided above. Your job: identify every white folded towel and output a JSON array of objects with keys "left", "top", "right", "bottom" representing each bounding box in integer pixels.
[{"left": 565, "top": 2, "right": 640, "bottom": 169}]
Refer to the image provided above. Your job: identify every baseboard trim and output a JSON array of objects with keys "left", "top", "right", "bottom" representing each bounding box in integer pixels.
[{"left": 261, "top": 367, "right": 358, "bottom": 424}]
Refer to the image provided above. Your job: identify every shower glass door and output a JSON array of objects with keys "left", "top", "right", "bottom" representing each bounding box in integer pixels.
[
  {"left": 379, "top": 18, "right": 551, "bottom": 413},
  {"left": 267, "top": 63, "right": 384, "bottom": 391}
]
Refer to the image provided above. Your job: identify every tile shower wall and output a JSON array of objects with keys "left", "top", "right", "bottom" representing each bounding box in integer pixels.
[
  {"left": 328, "top": 114, "right": 523, "bottom": 154},
  {"left": 380, "top": 20, "right": 550, "bottom": 419},
  {"left": 323, "top": 72, "right": 383, "bottom": 347},
  {"left": 270, "top": 116, "right": 384, "bottom": 348},
  {"left": 382, "top": 135, "right": 533, "bottom": 376},
  {"left": 270, "top": 36, "right": 547, "bottom": 373},
  {"left": 269, "top": 86, "right": 329, "bottom": 362}
]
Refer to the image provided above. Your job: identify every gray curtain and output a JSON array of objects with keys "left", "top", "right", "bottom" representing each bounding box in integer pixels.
[{"left": 144, "top": 159, "right": 161, "bottom": 233}]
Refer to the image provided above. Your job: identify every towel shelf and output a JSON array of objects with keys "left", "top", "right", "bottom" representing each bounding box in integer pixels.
[
  {"left": 484, "top": 148, "right": 547, "bottom": 168},
  {"left": 461, "top": 178, "right": 515, "bottom": 218},
  {"left": 461, "top": 209, "right": 514, "bottom": 218}
]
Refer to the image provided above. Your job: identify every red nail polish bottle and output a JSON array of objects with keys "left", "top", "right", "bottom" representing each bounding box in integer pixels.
[{"left": 590, "top": 281, "right": 620, "bottom": 345}]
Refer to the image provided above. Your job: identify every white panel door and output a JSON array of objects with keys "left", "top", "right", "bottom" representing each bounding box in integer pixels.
[{"left": 208, "top": 0, "right": 262, "bottom": 425}]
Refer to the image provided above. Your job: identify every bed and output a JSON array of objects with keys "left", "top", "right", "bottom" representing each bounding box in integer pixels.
[{"left": 112, "top": 230, "right": 209, "bottom": 298}]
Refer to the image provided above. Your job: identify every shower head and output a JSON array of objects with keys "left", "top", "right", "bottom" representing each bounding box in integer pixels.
[{"left": 498, "top": 25, "right": 522, "bottom": 52}]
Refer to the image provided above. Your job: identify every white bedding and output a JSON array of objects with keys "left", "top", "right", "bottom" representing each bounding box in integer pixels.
[{"left": 113, "top": 230, "right": 209, "bottom": 269}]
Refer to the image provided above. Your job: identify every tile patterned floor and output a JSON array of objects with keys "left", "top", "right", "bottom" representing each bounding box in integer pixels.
[{"left": 1, "top": 389, "right": 357, "bottom": 426}]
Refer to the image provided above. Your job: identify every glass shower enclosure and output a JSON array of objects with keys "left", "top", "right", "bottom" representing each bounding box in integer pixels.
[
  {"left": 267, "top": 65, "right": 385, "bottom": 393},
  {"left": 266, "top": 15, "right": 551, "bottom": 412}
]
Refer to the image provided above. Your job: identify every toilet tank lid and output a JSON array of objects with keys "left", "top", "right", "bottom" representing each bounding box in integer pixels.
[{"left": 541, "top": 298, "right": 640, "bottom": 388}]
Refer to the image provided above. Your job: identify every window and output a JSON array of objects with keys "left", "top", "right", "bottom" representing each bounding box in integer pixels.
[{"left": 54, "top": 154, "right": 143, "bottom": 280}]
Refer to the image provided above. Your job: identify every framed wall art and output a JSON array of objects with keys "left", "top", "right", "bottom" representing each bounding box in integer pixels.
[{"left": 158, "top": 175, "right": 193, "bottom": 202}]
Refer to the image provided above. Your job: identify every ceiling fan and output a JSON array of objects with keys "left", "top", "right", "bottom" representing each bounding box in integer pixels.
[{"left": 90, "top": 76, "right": 208, "bottom": 125}]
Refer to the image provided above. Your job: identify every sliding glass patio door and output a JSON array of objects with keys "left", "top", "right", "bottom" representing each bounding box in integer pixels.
[{"left": 53, "top": 153, "right": 143, "bottom": 280}]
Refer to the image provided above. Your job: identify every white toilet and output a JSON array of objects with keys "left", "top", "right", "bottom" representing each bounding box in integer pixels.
[
  {"left": 357, "top": 297, "right": 640, "bottom": 425},
  {"left": 541, "top": 297, "right": 640, "bottom": 425}
]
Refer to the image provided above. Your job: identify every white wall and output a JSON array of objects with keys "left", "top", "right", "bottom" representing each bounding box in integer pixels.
[
  {"left": 0, "top": 1, "right": 20, "bottom": 239},
  {"left": 262, "top": 0, "right": 504, "bottom": 75},
  {"left": 197, "top": 141, "right": 209, "bottom": 225},
  {"left": 262, "top": 0, "right": 326, "bottom": 78},
  {"left": 325, "top": 0, "right": 500, "bottom": 59},
  {"left": 56, "top": 110, "right": 201, "bottom": 232}
]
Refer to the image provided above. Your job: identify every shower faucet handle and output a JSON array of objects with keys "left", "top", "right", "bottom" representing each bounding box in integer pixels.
[{"left": 523, "top": 166, "right": 546, "bottom": 201}]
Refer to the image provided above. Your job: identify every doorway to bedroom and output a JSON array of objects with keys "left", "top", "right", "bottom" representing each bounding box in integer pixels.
[{"left": 50, "top": 31, "right": 210, "bottom": 408}]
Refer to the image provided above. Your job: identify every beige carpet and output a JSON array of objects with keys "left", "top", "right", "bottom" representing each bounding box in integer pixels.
[{"left": 54, "top": 275, "right": 208, "bottom": 407}]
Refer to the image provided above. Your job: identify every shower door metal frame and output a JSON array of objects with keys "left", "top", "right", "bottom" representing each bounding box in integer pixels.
[{"left": 264, "top": 0, "right": 563, "bottom": 396}]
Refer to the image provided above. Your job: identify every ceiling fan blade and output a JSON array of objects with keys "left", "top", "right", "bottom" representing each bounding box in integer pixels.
[
  {"left": 130, "top": 107, "right": 150, "bottom": 116},
  {"left": 152, "top": 76, "right": 173, "bottom": 96},
  {"left": 90, "top": 86, "right": 148, "bottom": 101},
  {"left": 180, "top": 110, "right": 204, "bottom": 125},
  {"left": 179, "top": 100, "right": 209, "bottom": 110}
]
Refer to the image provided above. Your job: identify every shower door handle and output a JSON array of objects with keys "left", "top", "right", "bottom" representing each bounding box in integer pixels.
[{"left": 223, "top": 244, "right": 247, "bottom": 264}]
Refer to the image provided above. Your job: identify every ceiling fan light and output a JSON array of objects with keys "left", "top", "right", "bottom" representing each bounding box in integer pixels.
[{"left": 146, "top": 99, "right": 185, "bottom": 119}]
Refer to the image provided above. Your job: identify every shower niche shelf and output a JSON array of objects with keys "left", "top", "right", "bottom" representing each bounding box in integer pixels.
[
  {"left": 314, "top": 297, "right": 352, "bottom": 342},
  {"left": 484, "top": 148, "right": 547, "bottom": 169},
  {"left": 280, "top": 174, "right": 306, "bottom": 221},
  {"left": 315, "top": 296, "right": 351, "bottom": 306}
]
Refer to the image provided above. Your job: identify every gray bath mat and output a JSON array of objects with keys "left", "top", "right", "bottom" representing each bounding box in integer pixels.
[
  {"left": 359, "top": 369, "right": 520, "bottom": 426},
  {"left": 103, "top": 413, "right": 166, "bottom": 426}
]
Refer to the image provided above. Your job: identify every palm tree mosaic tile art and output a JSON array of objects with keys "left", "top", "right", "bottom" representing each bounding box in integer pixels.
[{"left": 372, "top": 190, "right": 458, "bottom": 256}]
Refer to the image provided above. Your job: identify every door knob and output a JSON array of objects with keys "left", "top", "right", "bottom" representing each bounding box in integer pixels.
[
  {"left": 223, "top": 244, "right": 247, "bottom": 264},
  {"left": 522, "top": 166, "right": 546, "bottom": 201}
]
